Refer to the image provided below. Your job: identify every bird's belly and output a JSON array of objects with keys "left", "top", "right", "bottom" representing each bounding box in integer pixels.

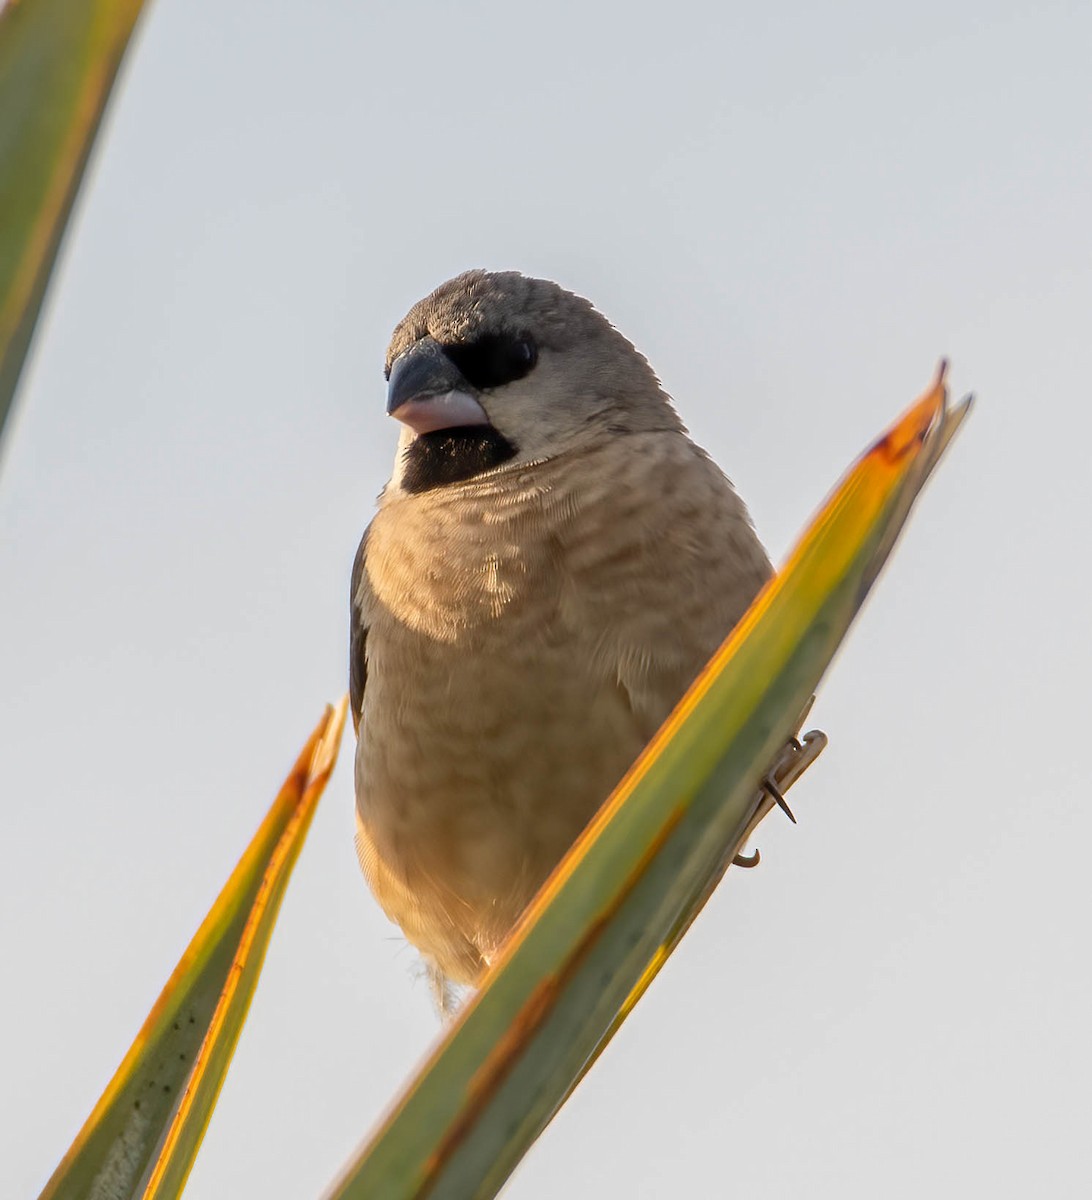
[
  {"left": 352, "top": 434, "right": 772, "bottom": 984},
  {"left": 354, "top": 624, "right": 648, "bottom": 981}
]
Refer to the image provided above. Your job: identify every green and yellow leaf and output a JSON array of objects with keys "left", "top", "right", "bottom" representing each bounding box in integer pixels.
[
  {"left": 326, "top": 371, "right": 971, "bottom": 1200},
  {"left": 40, "top": 698, "right": 348, "bottom": 1200}
]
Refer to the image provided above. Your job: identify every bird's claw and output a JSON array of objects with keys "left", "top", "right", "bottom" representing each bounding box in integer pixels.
[
  {"left": 762, "top": 720, "right": 827, "bottom": 824},
  {"left": 732, "top": 715, "right": 828, "bottom": 870},
  {"left": 762, "top": 775, "right": 797, "bottom": 824}
]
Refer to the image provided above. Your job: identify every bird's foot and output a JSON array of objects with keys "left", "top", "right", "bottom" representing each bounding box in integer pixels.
[{"left": 731, "top": 710, "right": 828, "bottom": 868}]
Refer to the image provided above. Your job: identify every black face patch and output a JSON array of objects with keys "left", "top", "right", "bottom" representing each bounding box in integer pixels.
[
  {"left": 401, "top": 426, "right": 518, "bottom": 494},
  {"left": 441, "top": 333, "right": 537, "bottom": 391}
]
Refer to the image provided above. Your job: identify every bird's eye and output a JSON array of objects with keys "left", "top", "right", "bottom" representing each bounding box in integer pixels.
[{"left": 442, "top": 333, "right": 538, "bottom": 391}]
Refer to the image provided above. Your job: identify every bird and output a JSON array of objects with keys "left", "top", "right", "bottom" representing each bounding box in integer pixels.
[{"left": 350, "top": 270, "right": 773, "bottom": 1005}]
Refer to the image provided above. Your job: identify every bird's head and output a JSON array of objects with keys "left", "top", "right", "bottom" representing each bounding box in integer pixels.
[{"left": 382, "top": 270, "right": 683, "bottom": 494}]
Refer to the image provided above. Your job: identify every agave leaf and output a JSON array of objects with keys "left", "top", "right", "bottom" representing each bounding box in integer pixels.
[
  {"left": 0, "top": 0, "right": 146, "bottom": 446},
  {"left": 39, "top": 698, "right": 348, "bottom": 1200},
  {"left": 326, "top": 371, "right": 972, "bottom": 1200}
]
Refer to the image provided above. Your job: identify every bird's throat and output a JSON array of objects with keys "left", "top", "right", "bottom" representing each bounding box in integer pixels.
[{"left": 400, "top": 426, "right": 518, "bottom": 494}]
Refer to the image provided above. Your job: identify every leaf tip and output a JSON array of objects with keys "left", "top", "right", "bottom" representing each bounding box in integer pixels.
[{"left": 308, "top": 695, "right": 350, "bottom": 782}]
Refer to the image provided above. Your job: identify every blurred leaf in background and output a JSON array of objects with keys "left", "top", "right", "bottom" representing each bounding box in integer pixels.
[{"left": 0, "top": 0, "right": 146, "bottom": 449}]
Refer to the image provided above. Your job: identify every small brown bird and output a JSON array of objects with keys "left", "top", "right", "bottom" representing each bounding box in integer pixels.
[{"left": 350, "top": 270, "right": 771, "bottom": 1000}]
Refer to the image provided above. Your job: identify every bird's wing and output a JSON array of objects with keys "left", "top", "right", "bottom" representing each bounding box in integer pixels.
[{"left": 349, "top": 528, "right": 369, "bottom": 736}]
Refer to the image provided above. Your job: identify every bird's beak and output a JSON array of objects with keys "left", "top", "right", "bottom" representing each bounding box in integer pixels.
[{"left": 386, "top": 338, "right": 490, "bottom": 435}]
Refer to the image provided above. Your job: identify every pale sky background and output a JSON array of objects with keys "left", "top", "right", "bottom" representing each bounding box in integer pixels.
[{"left": 2, "top": 2, "right": 1090, "bottom": 1197}]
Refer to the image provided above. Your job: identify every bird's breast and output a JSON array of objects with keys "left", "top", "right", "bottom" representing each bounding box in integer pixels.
[{"left": 353, "top": 436, "right": 771, "bottom": 981}]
